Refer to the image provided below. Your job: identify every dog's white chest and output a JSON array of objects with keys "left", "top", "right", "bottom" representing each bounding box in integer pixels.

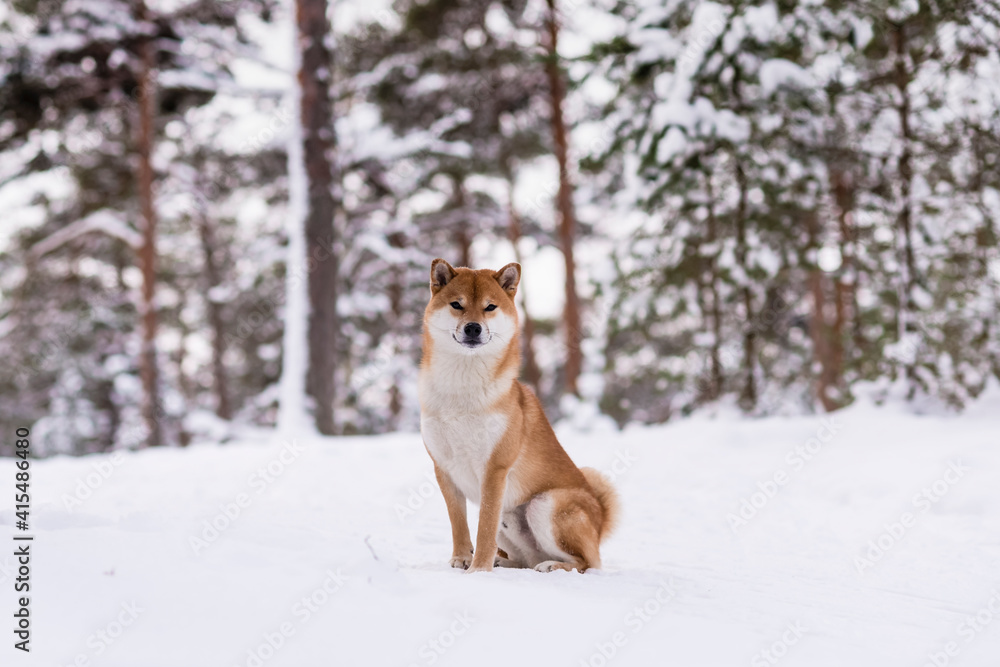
[{"left": 421, "top": 412, "right": 508, "bottom": 504}]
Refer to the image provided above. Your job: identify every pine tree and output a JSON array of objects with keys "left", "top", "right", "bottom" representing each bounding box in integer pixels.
[
  {"left": 846, "top": 1, "right": 1000, "bottom": 404},
  {"left": 589, "top": 0, "right": 1000, "bottom": 422},
  {"left": 590, "top": 1, "right": 825, "bottom": 421},
  {"left": 0, "top": 0, "right": 278, "bottom": 450},
  {"left": 334, "top": 0, "right": 557, "bottom": 427}
]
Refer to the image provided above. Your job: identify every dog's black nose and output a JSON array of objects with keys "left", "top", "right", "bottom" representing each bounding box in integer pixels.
[{"left": 464, "top": 322, "right": 482, "bottom": 338}]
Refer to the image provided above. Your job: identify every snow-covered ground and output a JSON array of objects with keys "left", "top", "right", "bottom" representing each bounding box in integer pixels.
[{"left": 3, "top": 400, "right": 999, "bottom": 667}]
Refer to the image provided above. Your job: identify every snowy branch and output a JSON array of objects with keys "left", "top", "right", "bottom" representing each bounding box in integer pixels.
[{"left": 31, "top": 210, "right": 143, "bottom": 257}]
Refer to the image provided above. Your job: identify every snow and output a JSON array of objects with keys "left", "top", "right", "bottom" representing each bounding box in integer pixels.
[
  {"left": 887, "top": 0, "right": 920, "bottom": 23},
  {"left": 29, "top": 209, "right": 143, "bottom": 256},
  {"left": 4, "top": 403, "right": 999, "bottom": 666},
  {"left": 743, "top": 3, "right": 778, "bottom": 43},
  {"left": 655, "top": 126, "right": 686, "bottom": 163},
  {"left": 157, "top": 69, "right": 220, "bottom": 92},
  {"left": 759, "top": 58, "right": 815, "bottom": 96}
]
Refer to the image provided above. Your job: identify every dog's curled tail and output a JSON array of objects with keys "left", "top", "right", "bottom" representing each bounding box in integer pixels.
[{"left": 581, "top": 467, "right": 621, "bottom": 540}]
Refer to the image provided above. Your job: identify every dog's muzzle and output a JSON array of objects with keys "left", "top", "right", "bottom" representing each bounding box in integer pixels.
[{"left": 455, "top": 322, "right": 485, "bottom": 348}]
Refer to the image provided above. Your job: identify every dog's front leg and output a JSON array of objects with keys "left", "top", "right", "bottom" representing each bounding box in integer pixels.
[
  {"left": 468, "top": 463, "right": 509, "bottom": 573},
  {"left": 433, "top": 463, "right": 474, "bottom": 569}
]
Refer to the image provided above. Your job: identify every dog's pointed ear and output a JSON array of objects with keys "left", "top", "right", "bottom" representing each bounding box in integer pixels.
[
  {"left": 430, "top": 259, "right": 456, "bottom": 294},
  {"left": 494, "top": 262, "right": 521, "bottom": 296}
]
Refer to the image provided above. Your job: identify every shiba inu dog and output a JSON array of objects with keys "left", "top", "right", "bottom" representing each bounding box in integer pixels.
[{"left": 419, "top": 259, "right": 620, "bottom": 573}]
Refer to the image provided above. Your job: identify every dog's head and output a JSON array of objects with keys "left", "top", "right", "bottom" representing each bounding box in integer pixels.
[{"left": 423, "top": 259, "right": 520, "bottom": 355}]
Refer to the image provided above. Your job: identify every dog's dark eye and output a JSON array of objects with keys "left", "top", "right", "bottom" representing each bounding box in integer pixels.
[
  {"left": 484, "top": 304, "right": 497, "bottom": 312},
  {"left": 450, "top": 301, "right": 463, "bottom": 310}
]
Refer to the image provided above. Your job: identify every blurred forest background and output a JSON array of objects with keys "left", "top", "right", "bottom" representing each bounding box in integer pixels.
[{"left": 1, "top": 0, "right": 999, "bottom": 456}]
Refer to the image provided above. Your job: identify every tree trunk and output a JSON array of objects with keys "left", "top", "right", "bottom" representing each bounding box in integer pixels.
[
  {"left": 806, "top": 211, "right": 837, "bottom": 411},
  {"left": 506, "top": 176, "right": 542, "bottom": 391},
  {"left": 734, "top": 161, "right": 756, "bottom": 410},
  {"left": 830, "top": 166, "right": 855, "bottom": 400},
  {"left": 451, "top": 176, "right": 472, "bottom": 267},
  {"left": 174, "top": 294, "right": 193, "bottom": 447},
  {"left": 135, "top": 0, "right": 161, "bottom": 447},
  {"left": 196, "top": 209, "right": 232, "bottom": 420},
  {"left": 809, "top": 274, "right": 837, "bottom": 411},
  {"left": 456, "top": 228, "right": 472, "bottom": 268},
  {"left": 543, "top": 0, "right": 582, "bottom": 397},
  {"left": 704, "top": 174, "right": 723, "bottom": 401},
  {"left": 387, "top": 231, "right": 406, "bottom": 428},
  {"left": 296, "top": 0, "right": 338, "bottom": 435},
  {"left": 892, "top": 22, "right": 918, "bottom": 391},
  {"left": 96, "top": 377, "right": 121, "bottom": 453}
]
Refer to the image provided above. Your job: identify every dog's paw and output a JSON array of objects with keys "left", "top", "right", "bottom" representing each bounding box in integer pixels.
[
  {"left": 466, "top": 561, "right": 494, "bottom": 574},
  {"left": 534, "top": 560, "right": 575, "bottom": 573},
  {"left": 449, "top": 556, "right": 472, "bottom": 570}
]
